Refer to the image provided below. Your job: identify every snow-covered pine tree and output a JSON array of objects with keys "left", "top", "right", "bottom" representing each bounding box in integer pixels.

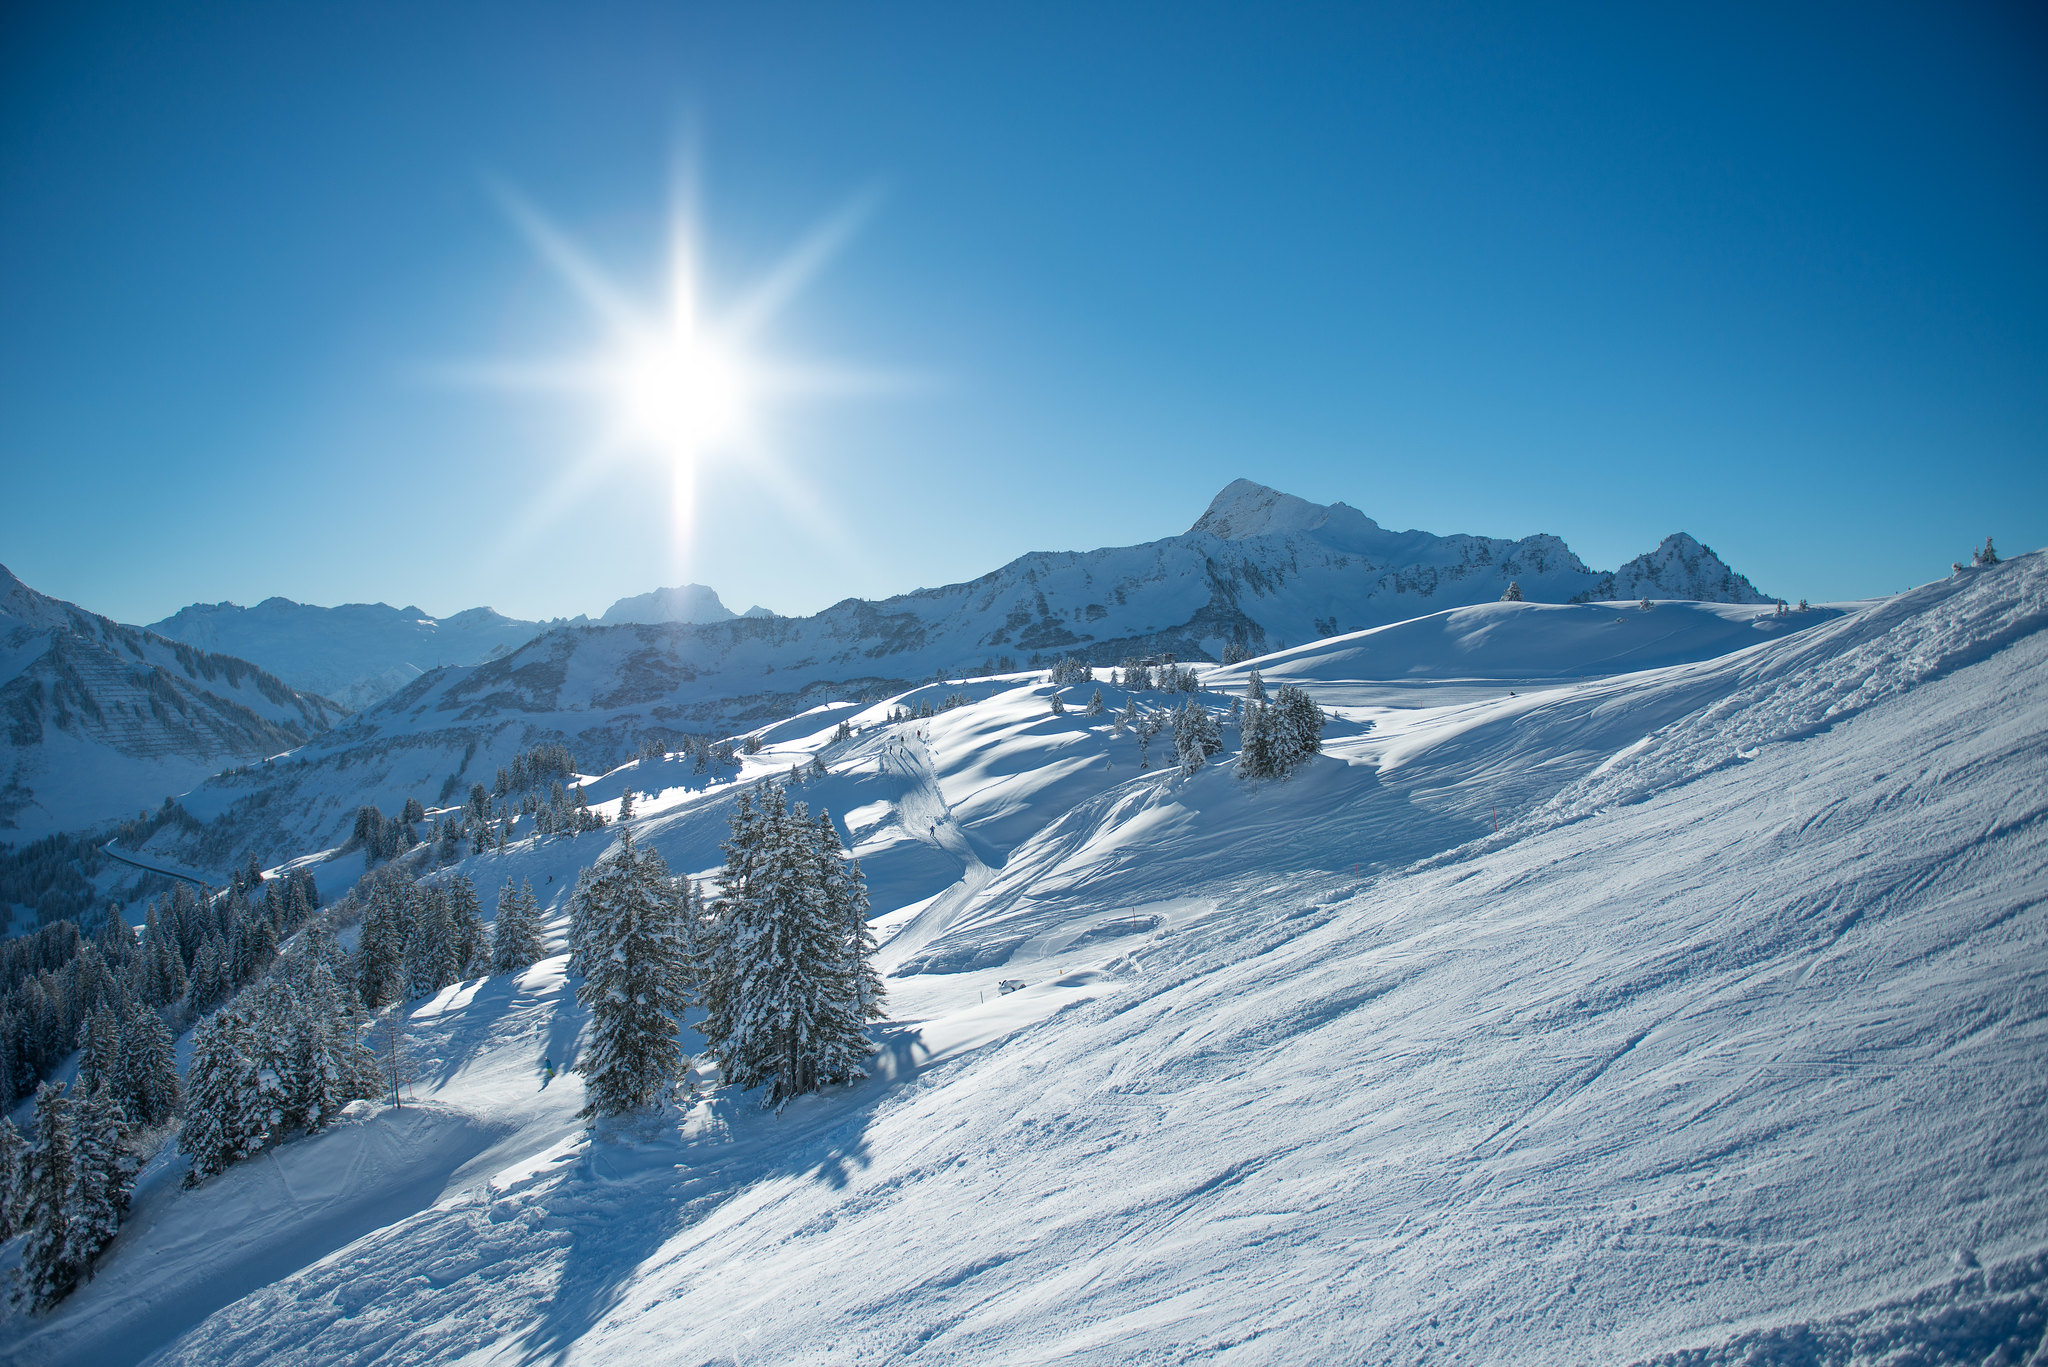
[
  {"left": 1173, "top": 699, "right": 1223, "bottom": 776},
  {"left": 571, "top": 827, "right": 692, "bottom": 1118},
  {"left": 69, "top": 1085, "right": 133, "bottom": 1284},
  {"left": 178, "top": 1012, "right": 237, "bottom": 1182},
  {"left": 618, "top": 786, "right": 636, "bottom": 822},
  {"left": 710, "top": 788, "right": 872, "bottom": 1108},
  {"left": 0, "top": 1114, "right": 23, "bottom": 1240},
  {"left": 179, "top": 1008, "right": 266, "bottom": 1184},
  {"left": 186, "top": 933, "right": 226, "bottom": 1012},
  {"left": 491, "top": 879, "right": 549, "bottom": 975},
  {"left": 1086, "top": 687, "right": 1105, "bottom": 716},
  {"left": 1245, "top": 667, "right": 1266, "bottom": 703},
  {"left": 817, "top": 811, "right": 886, "bottom": 1032},
  {"left": 446, "top": 875, "right": 488, "bottom": 978},
  {"left": 117, "top": 1003, "right": 179, "bottom": 1127},
  {"left": 1501, "top": 580, "right": 1523, "bottom": 601},
  {"left": 404, "top": 889, "right": 458, "bottom": 1000},
  {"left": 75, "top": 1000, "right": 122, "bottom": 1099},
  {"left": 18, "top": 1082, "right": 80, "bottom": 1309},
  {"left": 696, "top": 788, "right": 759, "bottom": 1066}
]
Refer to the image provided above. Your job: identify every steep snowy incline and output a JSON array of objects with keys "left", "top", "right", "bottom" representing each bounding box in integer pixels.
[{"left": 46, "top": 553, "right": 2041, "bottom": 1367}]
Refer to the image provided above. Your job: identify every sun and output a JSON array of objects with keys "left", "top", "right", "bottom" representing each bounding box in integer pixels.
[
  {"left": 616, "top": 332, "right": 751, "bottom": 462},
  {"left": 450, "top": 164, "right": 910, "bottom": 583}
]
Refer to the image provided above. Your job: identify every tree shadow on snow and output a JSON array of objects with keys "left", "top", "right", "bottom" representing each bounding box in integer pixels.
[{"left": 512, "top": 1029, "right": 920, "bottom": 1365}]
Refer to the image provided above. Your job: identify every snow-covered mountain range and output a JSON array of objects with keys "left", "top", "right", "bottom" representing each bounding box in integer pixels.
[
  {"left": 0, "top": 566, "right": 346, "bottom": 842},
  {"left": 117, "top": 481, "right": 1776, "bottom": 872},
  {"left": 148, "top": 599, "right": 543, "bottom": 712},
  {"left": 142, "top": 481, "right": 1765, "bottom": 718}
]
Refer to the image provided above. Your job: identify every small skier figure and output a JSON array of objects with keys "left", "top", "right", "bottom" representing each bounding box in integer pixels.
[{"left": 542, "top": 1056, "right": 555, "bottom": 1085}]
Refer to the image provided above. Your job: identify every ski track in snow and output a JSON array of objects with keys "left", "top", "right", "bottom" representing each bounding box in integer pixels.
[{"left": 5, "top": 558, "right": 2045, "bottom": 1366}]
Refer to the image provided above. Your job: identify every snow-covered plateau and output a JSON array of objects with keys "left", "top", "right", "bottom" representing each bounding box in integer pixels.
[{"left": 5, "top": 549, "right": 2044, "bottom": 1366}]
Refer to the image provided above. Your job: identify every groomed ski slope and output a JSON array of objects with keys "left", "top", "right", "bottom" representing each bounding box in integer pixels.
[{"left": 11, "top": 566, "right": 2047, "bottom": 1366}]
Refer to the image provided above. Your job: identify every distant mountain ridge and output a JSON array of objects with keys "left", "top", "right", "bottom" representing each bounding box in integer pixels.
[
  {"left": 150, "top": 598, "right": 544, "bottom": 711},
  {"left": 129, "top": 481, "right": 1775, "bottom": 872},
  {"left": 151, "top": 587, "right": 778, "bottom": 710},
  {"left": 0, "top": 565, "right": 346, "bottom": 840}
]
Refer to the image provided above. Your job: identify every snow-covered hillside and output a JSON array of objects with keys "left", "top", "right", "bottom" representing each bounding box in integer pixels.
[
  {"left": 149, "top": 599, "right": 543, "bottom": 712},
  {"left": 13, "top": 552, "right": 2042, "bottom": 1366},
  {"left": 0, "top": 566, "right": 347, "bottom": 841}
]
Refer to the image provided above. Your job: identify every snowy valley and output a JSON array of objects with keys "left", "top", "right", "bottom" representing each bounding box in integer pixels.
[{"left": 0, "top": 529, "right": 2040, "bottom": 1365}]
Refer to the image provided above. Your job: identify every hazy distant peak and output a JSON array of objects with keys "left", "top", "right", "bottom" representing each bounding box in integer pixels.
[
  {"left": 742, "top": 605, "right": 778, "bottom": 619},
  {"left": 599, "top": 583, "right": 739, "bottom": 626}
]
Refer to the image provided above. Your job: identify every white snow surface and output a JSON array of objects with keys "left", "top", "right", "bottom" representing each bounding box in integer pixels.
[{"left": 9, "top": 556, "right": 2045, "bottom": 1366}]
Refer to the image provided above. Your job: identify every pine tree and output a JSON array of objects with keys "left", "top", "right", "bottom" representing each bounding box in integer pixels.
[
  {"left": 491, "top": 880, "right": 548, "bottom": 975},
  {"left": 75, "top": 1001, "right": 122, "bottom": 1099},
  {"left": 818, "top": 812, "right": 885, "bottom": 1031},
  {"left": 188, "top": 933, "right": 228, "bottom": 1011},
  {"left": 1245, "top": 668, "right": 1266, "bottom": 703},
  {"left": 571, "top": 828, "right": 692, "bottom": 1118},
  {"left": 707, "top": 787, "right": 875, "bottom": 1108},
  {"left": 69, "top": 1087, "right": 132, "bottom": 1284},
  {"left": 618, "top": 786, "right": 636, "bottom": 822},
  {"left": 1086, "top": 687, "right": 1105, "bottom": 716},
  {"left": 117, "top": 1003, "right": 180, "bottom": 1127},
  {"left": 404, "top": 890, "right": 458, "bottom": 1000},
  {"left": 1173, "top": 699, "right": 1222, "bottom": 776},
  {"left": 1502, "top": 580, "right": 1523, "bottom": 602},
  {"left": 18, "top": 1082, "right": 80, "bottom": 1309},
  {"left": 180, "top": 1009, "right": 261, "bottom": 1183},
  {"left": 446, "top": 875, "right": 488, "bottom": 978},
  {"left": 0, "top": 1114, "right": 25, "bottom": 1240}
]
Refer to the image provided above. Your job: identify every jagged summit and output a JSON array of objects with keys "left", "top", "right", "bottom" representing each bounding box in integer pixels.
[
  {"left": 598, "top": 583, "right": 740, "bottom": 626},
  {"left": 1188, "top": 479, "right": 1379, "bottom": 542}
]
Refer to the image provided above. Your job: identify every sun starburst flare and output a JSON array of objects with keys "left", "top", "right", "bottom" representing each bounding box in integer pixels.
[{"left": 444, "top": 165, "right": 910, "bottom": 577}]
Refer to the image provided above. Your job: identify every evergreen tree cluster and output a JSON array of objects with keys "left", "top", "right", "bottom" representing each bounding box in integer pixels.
[
  {"left": 490, "top": 879, "right": 550, "bottom": 975},
  {"left": 1048, "top": 656, "right": 1094, "bottom": 686},
  {"left": 351, "top": 872, "right": 490, "bottom": 1009},
  {"left": 1113, "top": 657, "right": 1202, "bottom": 693},
  {"left": 5, "top": 1081, "right": 134, "bottom": 1310},
  {"left": 698, "top": 784, "right": 883, "bottom": 1110},
  {"left": 889, "top": 692, "right": 972, "bottom": 722},
  {"left": 492, "top": 742, "right": 578, "bottom": 797},
  {"left": 1238, "top": 684, "right": 1325, "bottom": 780},
  {"left": 180, "top": 926, "right": 379, "bottom": 1186},
  {"left": 1172, "top": 699, "right": 1225, "bottom": 776},
  {"left": 0, "top": 869, "right": 317, "bottom": 1108},
  {"left": 566, "top": 781, "right": 885, "bottom": 1118}
]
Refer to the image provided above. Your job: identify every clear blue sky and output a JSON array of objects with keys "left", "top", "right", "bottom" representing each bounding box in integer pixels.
[{"left": 2, "top": 1, "right": 2043, "bottom": 624}]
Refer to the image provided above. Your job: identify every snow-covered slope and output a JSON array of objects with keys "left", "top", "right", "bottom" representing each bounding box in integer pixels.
[
  {"left": 17, "top": 552, "right": 2042, "bottom": 1366},
  {"left": 149, "top": 599, "right": 543, "bottom": 711},
  {"left": 0, "top": 566, "right": 347, "bottom": 841}
]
